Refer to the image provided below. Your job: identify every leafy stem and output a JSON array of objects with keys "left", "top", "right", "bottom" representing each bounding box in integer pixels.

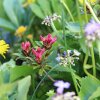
[
  {"left": 90, "top": 46, "right": 96, "bottom": 77},
  {"left": 31, "top": 64, "right": 59, "bottom": 100},
  {"left": 69, "top": 64, "right": 79, "bottom": 94}
]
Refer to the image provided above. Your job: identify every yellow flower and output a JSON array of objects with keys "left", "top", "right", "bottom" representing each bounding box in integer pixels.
[
  {"left": 27, "top": 0, "right": 33, "bottom": 4},
  {"left": 16, "top": 26, "right": 27, "bottom": 37},
  {"left": 23, "top": 0, "right": 36, "bottom": 7},
  {"left": 0, "top": 40, "right": 9, "bottom": 58},
  {"left": 27, "top": 34, "right": 33, "bottom": 39},
  {"left": 79, "top": 0, "right": 96, "bottom": 5}
]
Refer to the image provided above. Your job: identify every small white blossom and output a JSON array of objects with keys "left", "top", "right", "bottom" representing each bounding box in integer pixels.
[
  {"left": 42, "top": 13, "right": 61, "bottom": 26},
  {"left": 56, "top": 50, "right": 80, "bottom": 67},
  {"left": 52, "top": 92, "right": 80, "bottom": 100}
]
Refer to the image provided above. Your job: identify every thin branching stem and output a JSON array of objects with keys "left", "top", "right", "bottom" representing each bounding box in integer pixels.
[{"left": 43, "top": 69, "right": 55, "bottom": 82}]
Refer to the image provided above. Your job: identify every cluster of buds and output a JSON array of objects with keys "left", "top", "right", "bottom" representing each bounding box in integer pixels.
[
  {"left": 52, "top": 80, "right": 80, "bottom": 100},
  {"left": 56, "top": 50, "right": 80, "bottom": 66},
  {"left": 42, "top": 13, "right": 61, "bottom": 26},
  {"left": 85, "top": 19, "right": 100, "bottom": 47},
  {"left": 21, "top": 34, "right": 57, "bottom": 64}
]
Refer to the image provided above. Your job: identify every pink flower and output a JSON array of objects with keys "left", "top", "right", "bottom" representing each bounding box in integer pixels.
[
  {"left": 40, "top": 34, "right": 57, "bottom": 49},
  {"left": 21, "top": 41, "right": 31, "bottom": 54},
  {"left": 32, "top": 47, "right": 45, "bottom": 64}
]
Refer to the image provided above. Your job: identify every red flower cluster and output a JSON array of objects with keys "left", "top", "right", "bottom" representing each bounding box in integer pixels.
[
  {"left": 40, "top": 34, "right": 57, "bottom": 49},
  {"left": 21, "top": 41, "right": 31, "bottom": 55},
  {"left": 32, "top": 47, "right": 45, "bottom": 64},
  {"left": 21, "top": 34, "right": 57, "bottom": 64}
]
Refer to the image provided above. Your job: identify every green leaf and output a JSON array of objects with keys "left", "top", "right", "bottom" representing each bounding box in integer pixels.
[
  {"left": 37, "top": 0, "right": 52, "bottom": 16},
  {"left": 3, "top": 0, "right": 19, "bottom": 27},
  {"left": 0, "top": 0, "right": 8, "bottom": 19},
  {"left": 0, "top": 59, "right": 16, "bottom": 71},
  {"left": 53, "top": 65, "right": 71, "bottom": 72},
  {"left": 79, "top": 76, "right": 100, "bottom": 100},
  {"left": 30, "top": 3, "right": 45, "bottom": 19},
  {"left": 89, "top": 86, "right": 100, "bottom": 100},
  {"left": 84, "top": 64, "right": 92, "bottom": 69},
  {"left": 66, "top": 22, "right": 82, "bottom": 33},
  {"left": 10, "top": 66, "right": 35, "bottom": 82},
  {"left": 0, "top": 18, "right": 16, "bottom": 31},
  {"left": 0, "top": 83, "right": 16, "bottom": 99},
  {"left": 39, "top": 69, "right": 44, "bottom": 76},
  {"left": 17, "top": 76, "right": 31, "bottom": 100},
  {"left": 96, "top": 40, "right": 100, "bottom": 58},
  {"left": 50, "top": 0, "right": 61, "bottom": 14},
  {"left": 0, "top": 71, "right": 3, "bottom": 85}
]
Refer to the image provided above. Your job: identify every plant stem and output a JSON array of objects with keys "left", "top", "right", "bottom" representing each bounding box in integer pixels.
[
  {"left": 90, "top": 46, "right": 96, "bottom": 76},
  {"left": 43, "top": 69, "right": 55, "bottom": 82},
  {"left": 76, "top": 0, "right": 83, "bottom": 35},
  {"left": 31, "top": 65, "right": 59, "bottom": 100},
  {"left": 51, "top": 21, "right": 57, "bottom": 32},
  {"left": 26, "top": 57, "right": 34, "bottom": 62},
  {"left": 83, "top": 49, "right": 92, "bottom": 76},
  {"left": 69, "top": 65, "right": 78, "bottom": 94},
  {"left": 60, "top": 0, "right": 75, "bottom": 22},
  {"left": 83, "top": 49, "right": 98, "bottom": 81},
  {"left": 83, "top": 0, "right": 88, "bottom": 23},
  {"left": 85, "top": 1, "right": 100, "bottom": 23},
  {"left": 62, "top": 9, "right": 67, "bottom": 48}
]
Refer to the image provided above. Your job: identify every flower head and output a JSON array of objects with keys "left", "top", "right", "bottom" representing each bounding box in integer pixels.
[
  {"left": 27, "top": 34, "right": 33, "bottom": 39},
  {"left": 54, "top": 80, "right": 70, "bottom": 94},
  {"left": 0, "top": 40, "right": 9, "bottom": 58},
  {"left": 85, "top": 19, "right": 100, "bottom": 35},
  {"left": 16, "top": 26, "right": 27, "bottom": 37},
  {"left": 32, "top": 47, "right": 45, "bottom": 63},
  {"left": 21, "top": 41, "right": 31, "bottom": 55},
  {"left": 40, "top": 34, "right": 57, "bottom": 49},
  {"left": 85, "top": 19, "right": 100, "bottom": 47}
]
